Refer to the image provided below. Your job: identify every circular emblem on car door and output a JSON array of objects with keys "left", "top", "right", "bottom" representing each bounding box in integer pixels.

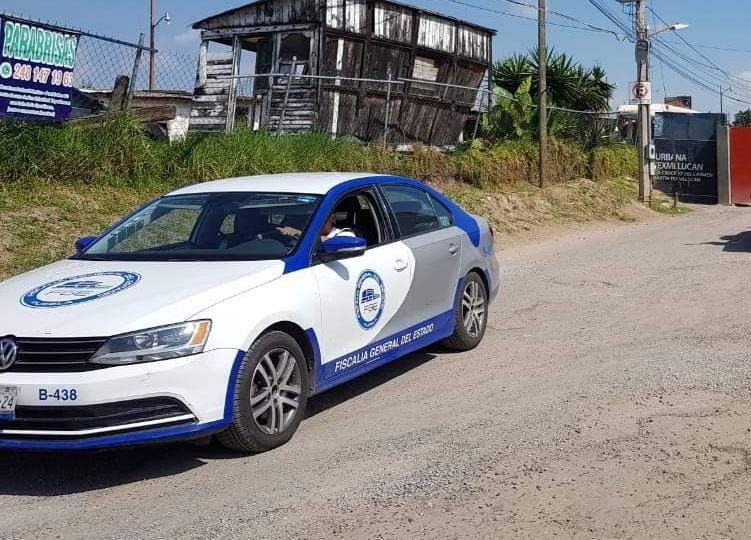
[
  {"left": 0, "top": 339, "right": 18, "bottom": 371},
  {"left": 355, "top": 270, "right": 385, "bottom": 330},
  {"left": 20, "top": 272, "right": 142, "bottom": 308}
]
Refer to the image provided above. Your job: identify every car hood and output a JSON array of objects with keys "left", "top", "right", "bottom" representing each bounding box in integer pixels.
[{"left": 0, "top": 258, "right": 285, "bottom": 337}]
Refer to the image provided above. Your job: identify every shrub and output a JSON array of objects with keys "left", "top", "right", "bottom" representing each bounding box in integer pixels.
[
  {"left": 591, "top": 144, "right": 638, "bottom": 181},
  {"left": 0, "top": 114, "right": 636, "bottom": 189}
]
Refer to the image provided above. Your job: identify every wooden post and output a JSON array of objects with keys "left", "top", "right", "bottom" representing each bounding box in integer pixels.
[
  {"left": 126, "top": 33, "right": 145, "bottom": 109},
  {"left": 538, "top": 0, "right": 547, "bottom": 188},
  {"left": 331, "top": 38, "right": 344, "bottom": 139},
  {"left": 111, "top": 75, "right": 130, "bottom": 111},
  {"left": 277, "top": 57, "right": 296, "bottom": 136},
  {"left": 198, "top": 40, "right": 208, "bottom": 87},
  {"left": 225, "top": 36, "right": 242, "bottom": 134}
]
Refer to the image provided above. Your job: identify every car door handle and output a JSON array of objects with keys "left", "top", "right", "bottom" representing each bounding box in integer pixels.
[
  {"left": 448, "top": 243, "right": 459, "bottom": 255},
  {"left": 394, "top": 259, "right": 409, "bottom": 272}
]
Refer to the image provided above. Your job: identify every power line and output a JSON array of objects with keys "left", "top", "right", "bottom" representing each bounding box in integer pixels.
[
  {"left": 585, "top": 0, "right": 634, "bottom": 37},
  {"left": 442, "top": 0, "right": 628, "bottom": 39},
  {"left": 650, "top": 7, "right": 667, "bottom": 99},
  {"left": 647, "top": 6, "right": 751, "bottom": 102},
  {"left": 660, "top": 40, "right": 751, "bottom": 55},
  {"left": 584, "top": 0, "right": 751, "bottom": 107}
]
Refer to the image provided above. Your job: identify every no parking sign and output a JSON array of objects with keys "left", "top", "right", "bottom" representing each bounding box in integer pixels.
[{"left": 630, "top": 81, "right": 652, "bottom": 105}]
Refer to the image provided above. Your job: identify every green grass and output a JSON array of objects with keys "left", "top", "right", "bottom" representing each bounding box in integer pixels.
[
  {"left": 0, "top": 182, "right": 164, "bottom": 279},
  {"left": 0, "top": 114, "right": 638, "bottom": 188},
  {"left": 649, "top": 197, "right": 693, "bottom": 215},
  {"left": 0, "top": 114, "right": 644, "bottom": 280}
]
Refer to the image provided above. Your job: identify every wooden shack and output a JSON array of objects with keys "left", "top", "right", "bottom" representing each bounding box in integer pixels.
[{"left": 189, "top": 0, "right": 495, "bottom": 145}]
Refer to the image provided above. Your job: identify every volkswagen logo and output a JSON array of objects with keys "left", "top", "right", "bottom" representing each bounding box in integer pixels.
[{"left": 0, "top": 339, "right": 18, "bottom": 371}]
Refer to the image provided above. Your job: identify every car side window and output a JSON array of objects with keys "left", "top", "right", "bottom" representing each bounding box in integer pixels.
[
  {"left": 429, "top": 194, "right": 454, "bottom": 228},
  {"left": 319, "top": 190, "right": 386, "bottom": 248},
  {"left": 381, "top": 185, "right": 447, "bottom": 237}
]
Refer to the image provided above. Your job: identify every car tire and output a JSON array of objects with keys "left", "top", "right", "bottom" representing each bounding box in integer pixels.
[
  {"left": 217, "top": 331, "right": 310, "bottom": 453},
  {"left": 442, "top": 271, "right": 488, "bottom": 351}
]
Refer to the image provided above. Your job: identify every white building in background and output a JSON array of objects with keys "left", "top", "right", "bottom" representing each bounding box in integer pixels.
[{"left": 616, "top": 103, "right": 700, "bottom": 141}]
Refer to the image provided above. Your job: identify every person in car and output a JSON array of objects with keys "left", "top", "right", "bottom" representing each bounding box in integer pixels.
[{"left": 320, "top": 212, "right": 355, "bottom": 241}]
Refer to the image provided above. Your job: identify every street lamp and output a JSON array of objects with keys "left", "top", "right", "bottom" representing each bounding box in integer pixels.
[
  {"left": 649, "top": 23, "right": 689, "bottom": 38},
  {"left": 149, "top": 0, "right": 171, "bottom": 90}
]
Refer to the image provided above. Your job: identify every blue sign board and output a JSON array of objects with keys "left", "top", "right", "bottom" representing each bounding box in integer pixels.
[{"left": 0, "top": 16, "right": 79, "bottom": 121}]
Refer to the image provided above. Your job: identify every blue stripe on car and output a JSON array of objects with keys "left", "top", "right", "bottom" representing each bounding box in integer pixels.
[
  {"left": 0, "top": 273, "right": 464, "bottom": 450},
  {"left": 283, "top": 175, "right": 481, "bottom": 274},
  {"left": 0, "top": 349, "right": 246, "bottom": 451},
  {"left": 311, "top": 278, "right": 463, "bottom": 393}
]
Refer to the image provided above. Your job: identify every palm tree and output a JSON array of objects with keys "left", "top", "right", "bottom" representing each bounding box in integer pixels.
[{"left": 493, "top": 49, "right": 614, "bottom": 112}]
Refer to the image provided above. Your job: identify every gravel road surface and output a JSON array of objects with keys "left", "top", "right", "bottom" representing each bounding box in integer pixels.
[{"left": 1, "top": 205, "right": 750, "bottom": 539}]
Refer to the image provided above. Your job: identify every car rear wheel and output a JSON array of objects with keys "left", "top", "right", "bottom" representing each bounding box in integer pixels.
[
  {"left": 442, "top": 271, "right": 488, "bottom": 351},
  {"left": 217, "top": 331, "right": 309, "bottom": 453}
]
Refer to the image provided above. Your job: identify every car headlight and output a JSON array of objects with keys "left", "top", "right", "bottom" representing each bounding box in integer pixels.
[{"left": 90, "top": 321, "right": 212, "bottom": 365}]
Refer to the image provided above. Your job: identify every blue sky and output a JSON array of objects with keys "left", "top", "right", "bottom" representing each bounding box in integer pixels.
[{"left": 3, "top": 0, "right": 749, "bottom": 115}]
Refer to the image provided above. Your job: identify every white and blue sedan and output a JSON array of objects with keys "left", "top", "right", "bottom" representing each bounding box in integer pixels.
[{"left": 0, "top": 173, "right": 499, "bottom": 452}]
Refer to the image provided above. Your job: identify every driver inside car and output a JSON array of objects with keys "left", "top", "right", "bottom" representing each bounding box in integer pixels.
[{"left": 320, "top": 212, "right": 355, "bottom": 242}]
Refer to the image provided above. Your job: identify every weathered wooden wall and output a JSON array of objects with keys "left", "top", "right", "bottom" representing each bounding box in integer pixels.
[
  {"left": 192, "top": 0, "right": 494, "bottom": 143},
  {"left": 189, "top": 50, "right": 235, "bottom": 132},
  {"left": 322, "top": 0, "right": 492, "bottom": 62},
  {"left": 195, "top": 0, "right": 318, "bottom": 29},
  {"left": 318, "top": 0, "right": 491, "bottom": 144}
]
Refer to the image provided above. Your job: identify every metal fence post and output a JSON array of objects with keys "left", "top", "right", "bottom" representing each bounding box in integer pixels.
[
  {"left": 277, "top": 57, "right": 296, "bottom": 137},
  {"left": 126, "top": 33, "right": 145, "bottom": 109}
]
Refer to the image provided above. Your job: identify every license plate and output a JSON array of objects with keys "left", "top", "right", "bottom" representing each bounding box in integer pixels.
[{"left": 0, "top": 386, "right": 18, "bottom": 420}]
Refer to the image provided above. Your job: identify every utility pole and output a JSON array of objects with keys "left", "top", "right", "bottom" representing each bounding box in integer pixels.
[
  {"left": 149, "top": 0, "right": 155, "bottom": 90},
  {"left": 635, "top": 0, "right": 651, "bottom": 204},
  {"left": 538, "top": 0, "right": 547, "bottom": 189}
]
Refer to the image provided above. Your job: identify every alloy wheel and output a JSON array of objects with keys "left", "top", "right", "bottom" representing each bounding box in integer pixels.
[
  {"left": 462, "top": 280, "right": 486, "bottom": 338},
  {"left": 250, "top": 348, "right": 303, "bottom": 435}
]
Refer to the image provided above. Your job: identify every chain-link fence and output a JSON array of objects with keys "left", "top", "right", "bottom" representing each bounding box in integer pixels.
[
  {"left": 75, "top": 35, "right": 195, "bottom": 92},
  {"left": 219, "top": 71, "right": 491, "bottom": 146},
  {"left": 2, "top": 13, "right": 196, "bottom": 94}
]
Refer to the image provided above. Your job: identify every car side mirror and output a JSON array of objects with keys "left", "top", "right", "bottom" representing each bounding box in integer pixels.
[
  {"left": 318, "top": 236, "right": 366, "bottom": 262},
  {"left": 75, "top": 235, "right": 97, "bottom": 253}
]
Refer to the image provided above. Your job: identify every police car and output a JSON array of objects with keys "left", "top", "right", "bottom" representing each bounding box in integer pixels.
[{"left": 0, "top": 173, "right": 499, "bottom": 452}]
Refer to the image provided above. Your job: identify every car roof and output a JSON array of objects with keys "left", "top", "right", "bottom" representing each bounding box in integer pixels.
[{"left": 166, "top": 173, "right": 391, "bottom": 197}]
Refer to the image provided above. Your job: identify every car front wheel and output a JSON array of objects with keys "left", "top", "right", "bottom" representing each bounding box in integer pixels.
[
  {"left": 218, "top": 331, "right": 309, "bottom": 453},
  {"left": 442, "top": 271, "right": 488, "bottom": 351}
]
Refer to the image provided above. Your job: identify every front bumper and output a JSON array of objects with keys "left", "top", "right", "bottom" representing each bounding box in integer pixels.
[{"left": 0, "top": 348, "right": 243, "bottom": 450}]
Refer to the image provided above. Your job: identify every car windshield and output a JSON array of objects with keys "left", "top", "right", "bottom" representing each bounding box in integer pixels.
[{"left": 76, "top": 192, "right": 321, "bottom": 261}]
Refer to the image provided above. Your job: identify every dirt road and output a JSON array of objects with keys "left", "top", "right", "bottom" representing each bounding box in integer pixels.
[{"left": 1, "top": 205, "right": 750, "bottom": 539}]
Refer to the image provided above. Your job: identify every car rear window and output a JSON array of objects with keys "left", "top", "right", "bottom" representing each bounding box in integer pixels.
[{"left": 381, "top": 185, "right": 451, "bottom": 237}]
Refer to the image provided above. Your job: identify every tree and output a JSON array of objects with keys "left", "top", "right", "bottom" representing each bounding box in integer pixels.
[
  {"left": 483, "top": 76, "right": 536, "bottom": 140},
  {"left": 493, "top": 48, "right": 615, "bottom": 112},
  {"left": 488, "top": 49, "right": 615, "bottom": 142},
  {"left": 735, "top": 109, "right": 751, "bottom": 126}
]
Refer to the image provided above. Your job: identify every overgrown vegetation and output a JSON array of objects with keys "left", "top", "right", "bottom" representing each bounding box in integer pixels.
[
  {"left": 487, "top": 49, "right": 616, "bottom": 147},
  {"left": 0, "top": 114, "right": 633, "bottom": 188},
  {"left": 0, "top": 114, "right": 641, "bottom": 279}
]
